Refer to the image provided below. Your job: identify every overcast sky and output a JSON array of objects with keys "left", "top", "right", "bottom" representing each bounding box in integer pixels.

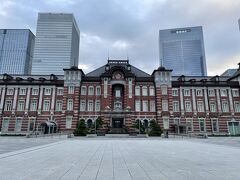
[{"left": 0, "top": 0, "right": 240, "bottom": 75}]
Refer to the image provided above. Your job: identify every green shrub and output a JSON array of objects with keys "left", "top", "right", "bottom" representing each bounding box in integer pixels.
[
  {"left": 132, "top": 120, "right": 146, "bottom": 134},
  {"left": 148, "top": 120, "right": 162, "bottom": 136},
  {"left": 73, "top": 119, "right": 88, "bottom": 136}
]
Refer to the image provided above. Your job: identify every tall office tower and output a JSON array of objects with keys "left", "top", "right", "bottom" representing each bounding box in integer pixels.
[
  {"left": 0, "top": 29, "right": 35, "bottom": 74},
  {"left": 159, "top": 26, "right": 207, "bottom": 76},
  {"left": 238, "top": 19, "right": 240, "bottom": 30},
  {"left": 32, "top": 13, "right": 80, "bottom": 75}
]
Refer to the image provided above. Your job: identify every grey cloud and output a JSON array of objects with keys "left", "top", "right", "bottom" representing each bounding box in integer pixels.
[{"left": 0, "top": 0, "right": 240, "bottom": 75}]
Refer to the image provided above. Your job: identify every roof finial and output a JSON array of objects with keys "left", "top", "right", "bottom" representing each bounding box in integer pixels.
[
  {"left": 127, "top": 51, "right": 129, "bottom": 60},
  {"left": 107, "top": 48, "right": 110, "bottom": 60},
  {"left": 160, "top": 58, "right": 163, "bottom": 67}
]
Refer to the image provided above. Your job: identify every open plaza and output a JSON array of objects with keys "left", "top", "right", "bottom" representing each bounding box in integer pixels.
[{"left": 0, "top": 136, "right": 240, "bottom": 180}]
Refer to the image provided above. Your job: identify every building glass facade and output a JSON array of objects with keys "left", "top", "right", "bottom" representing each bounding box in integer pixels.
[
  {"left": 31, "top": 13, "right": 80, "bottom": 75},
  {"left": 0, "top": 29, "right": 35, "bottom": 75},
  {"left": 159, "top": 26, "right": 207, "bottom": 76}
]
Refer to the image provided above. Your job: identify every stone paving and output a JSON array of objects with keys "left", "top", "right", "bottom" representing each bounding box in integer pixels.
[{"left": 0, "top": 137, "right": 240, "bottom": 180}]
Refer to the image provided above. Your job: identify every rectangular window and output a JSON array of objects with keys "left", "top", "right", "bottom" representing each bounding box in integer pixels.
[
  {"left": 163, "top": 118, "right": 169, "bottom": 129},
  {"left": 135, "top": 86, "right": 140, "bottom": 96},
  {"left": 30, "top": 100, "right": 37, "bottom": 111},
  {"left": 17, "top": 100, "right": 25, "bottom": 111},
  {"left": 234, "top": 101, "right": 240, "bottom": 112},
  {"left": 135, "top": 100, "right": 141, "bottom": 112},
  {"left": 199, "top": 118, "right": 206, "bottom": 132},
  {"left": 56, "top": 100, "right": 62, "bottom": 111},
  {"left": 115, "top": 90, "right": 121, "bottom": 97},
  {"left": 19, "top": 88, "right": 26, "bottom": 95},
  {"left": 81, "top": 86, "right": 86, "bottom": 95},
  {"left": 162, "top": 100, "right": 168, "bottom": 111},
  {"left": 186, "top": 119, "right": 193, "bottom": 132},
  {"left": 15, "top": 118, "right": 22, "bottom": 132},
  {"left": 88, "top": 100, "right": 93, "bottom": 111},
  {"left": 95, "top": 100, "right": 100, "bottom": 111},
  {"left": 196, "top": 89, "right": 203, "bottom": 96},
  {"left": 149, "top": 86, "right": 155, "bottom": 96},
  {"left": 142, "top": 86, "right": 148, "bottom": 96},
  {"left": 208, "top": 89, "right": 215, "bottom": 96},
  {"left": 173, "top": 101, "right": 179, "bottom": 112},
  {"left": 68, "top": 86, "right": 74, "bottom": 94},
  {"left": 150, "top": 101, "right": 155, "bottom": 112},
  {"left": 197, "top": 101, "right": 204, "bottom": 112},
  {"left": 96, "top": 86, "right": 101, "bottom": 95},
  {"left": 172, "top": 89, "right": 178, "bottom": 96},
  {"left": 57, "top": 88, "right": 63, "bottom": 95},
  {"left": 32, "top": 88, "right": 39, "bottom": 95},
  {"left": 211, "top": 119, "right": 219, "bottom": 132},
  {"left": 185, "top": 101, "right": 192, "bottom": 112},
  {"left": 142, "top": 100, "right": 148, "bottom": 112},
  {"left": 232, "top": 89, "right": 239, "bottom": 97},
  {"left": 7, "top": 88, "right": 14, "bottom": 95},
  {"left": 220, "top": 89, "right": 227, "bottom": 97},
  {"left": 88, "top": 86, "right": 94, "bottom": 96},
  {"left": 28, "top": 118, "right": 35, "bottom": 131},
  {"left": 43, "top": 100, "right": 50, "bottom": 111},
  {"left": 44, "top": 88, "right": 51, "bottom": 95},
  {"left": 209, "top": 101, "right": 216, "bottom": 112},
  {"left": 222, "top": 101, "right": 229, "bottom": 112},
  {"left": 5, "top": 100, "right": 12, "bottom": 111},
  {"left": 184, "top": 89, "right": 190, "bottom": 96},
  {"left": 66, "top": 116, "right": 72, "bottom": 129},
  {"left": 2, "top": 117, "right": 10, "bottom": 132},
  {"left": 67, "top": 99, "right": 73, "bottom": 111},
  {"left": 80, "top": 100, "right": 86, "bottom": 111},
  {"left": 161, "top": 86, "right": 167, "bottom": 95},
  {"left": 174, "top": 118, "right": 180, "bottom": 125}
]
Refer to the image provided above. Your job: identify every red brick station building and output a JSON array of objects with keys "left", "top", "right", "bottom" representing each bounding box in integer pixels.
[{"left": 1, "top": 60, "right": 240, "bottom": 136}]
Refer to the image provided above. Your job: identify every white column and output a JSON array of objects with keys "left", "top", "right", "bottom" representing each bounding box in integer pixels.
[
  {"left": 25, "top": 86, "right": 31, "bottom": 111},
  {"left": 128, "top": 78, "right": 132, "bottom": 98},
  {"left": 216, "top": 88, "right": 222, "bottom": 112},
  {"left": 192, "top": 88, "right": 196, "bottom": 113},
  {"left": 204, "top": 88, "right": 209, "bottom": 112},
  {"left": 12, "top": 87, "right": 19, "bottom": 111},
  {"left": 51, "top": 87, "right": 56, "bottom": 111},
  {"left": 180, "top": 87, "right": 184, "bottom": 114},
  {"left": 38, "top": 86, "right": 43, "bottom": 111},
  {"left": 104, "top": 78, "right": 108, "bottom": 98},
  {"left": 228, "top": 88, "right": 234, "bottom": 114},
  {"left": 0, "top": 86, "right": 6, "bottom": 111}
]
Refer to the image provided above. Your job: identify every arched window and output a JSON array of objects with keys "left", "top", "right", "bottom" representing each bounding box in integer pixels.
[{"left": 87, "top": 119, "right": 93, "bottom": 128}]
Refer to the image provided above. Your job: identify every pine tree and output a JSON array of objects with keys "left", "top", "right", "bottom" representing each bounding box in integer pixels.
[
  {"left": 73, "top": 119, "right": 88, "bottom": 136},
  {"left": 148, "top": 120, "right": 162, "bottom": 136}
]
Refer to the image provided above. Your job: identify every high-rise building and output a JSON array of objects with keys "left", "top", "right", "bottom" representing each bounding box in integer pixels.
[
  {"left": 159, "top": 26, "right": 207, "bottom": 76},
  {"left": 0, "top": 29, "right": 35, "bottom": 75},
  {"left": 32, "top": 13, "right": 80, "bottom": 75}
]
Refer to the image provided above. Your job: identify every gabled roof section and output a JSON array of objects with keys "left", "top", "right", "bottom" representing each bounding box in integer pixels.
[{"left": 86, "top": 60, "right": 151, "bottom": 78}]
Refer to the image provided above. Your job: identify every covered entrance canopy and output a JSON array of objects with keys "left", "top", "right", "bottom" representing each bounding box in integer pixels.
[{"left": 40, "top": 121, "right": 57, "bottom": 134}]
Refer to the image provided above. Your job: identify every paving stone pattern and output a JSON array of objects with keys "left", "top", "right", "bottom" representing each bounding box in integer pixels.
[{"left": 0, "top": 138, "right": 240, "bottom": 180}]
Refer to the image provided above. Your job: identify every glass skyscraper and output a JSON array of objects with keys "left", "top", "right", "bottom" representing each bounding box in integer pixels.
[
  {"left": 0, "top": 29, "right": 35, "bottom": 75},
  {"left": 31, "top": 13, "right": 80, "bottom": 75},
  {"left": 159, "top": 26, "right": 207, "bottom": 76}
]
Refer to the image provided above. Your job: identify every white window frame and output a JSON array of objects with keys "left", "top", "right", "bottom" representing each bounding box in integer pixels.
[
  {"left": 68, "top": 86, "right": 74, "bottom": 94},
  {"left": 17, "top": 100, "right": 25, "bottom": 111},
  {"left": 30, "top": 100, "right": 37, "bottom": 111},
  {"left": 19, "top": 88, "right": 26, "bottom": 95},
  {"left": 44, "top": 88, "right": 51, "bottom": 95},
  {"left": 184, "top": 89, "right": 190, "bottom": 96},
  {"left": 28, "top": 117, "right": 36, "bottom": 131},
  {"left": 135, "top": 86, "right": 140, "bottom": 96},
  {"left": 32, "top": 88, "right": 39, "bottom": 95},
  {"left": 66, "top": 116, "right": 72, "bottom": 129},
  {"left": 149, "top": 86, "right": 155, "bottom": 96},
  {"left": 209, "top": 101, "right": 217, "bottom": 112},
  {"left": 185, "top": 101, "right": 192, "bottom": 112},
  {"left": 232, "top": 89, "right": 239, "bottom": 97},
  {"left": 142, "top": 86, "right": 148, "bottom": 96},
  {"left": 135, "top": 100, "right": 141, "bottom": 112},
  {"left": 88, "top": 86, "right": 94, "bottom": 96},
  {"left": 95, "top": 100, "right": 100, "bottom": 111},
  {"left": 197, "top": 101, "right": 204, "bottom": 112},
  {"left": 81, "top": 86, "right": 87, "bottom": 95},
  {"left": 56, "top": 100, "right": 62, "bottom": 112},
  {"left": 162, "top": 100, "right": 168, "bottom": 111},
  {"left": 15, "top": 117, "right": 22, "bottom": 132},
  {"left": 208, "top": 89, "right": 215, "bottom": 96},
  {"left": 142, "top": 100, "right": 148, "bottom": 112},
  {"left": 96, "top": 86, "right": 101, "bottom": 96},
  {"left": 186, "top": 118, "right": 193, "bottom": 132},
  {"left": 172, "top": 89, "right": 178, "bottom": 96},
  {"left": 222, "top": 101, "right": 229, "bottom": 112},
  {"left": 80, "top": 100, "right": 86, "bottom": 112},
  {"left": 2, "top": 117, "right": 10, "bottom": 132},
  {"left": 88, "top": 100, "right": 94, "bottom": 111},
  {"left": 57, "top": 88, "right": 63, "bottom": 95},
  {"left": 211, "top": 118, "right": 219, "bottom": 133},
  {"left": 199, "top": 118, "right": 206, "bottom": 132},
  {"left": 150, "top": 100, "right": 155, "bottom": 112},
  {"left": 220, "top": 89, "right": 227, "bottom": 97},
  {"left": 67, "top": 99, "right": 73, "bottom": 111},
  {"left": 43, "top": 100, "right": 50, "bottom": 111},
  {"left": 163, "top": 118, "right": 169, "bottom": 129},
  {"left": 173, "top": 101, "right": 179, "bottom": 112},
  {"left": 5, "top": 100, "right": 12, "bottom": 111},
  {"left": 196, "top": 89, "right": 203, "bottom": 96},
  {"left": 234, "top": 101, "right": 240, "bottom": 113}
]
